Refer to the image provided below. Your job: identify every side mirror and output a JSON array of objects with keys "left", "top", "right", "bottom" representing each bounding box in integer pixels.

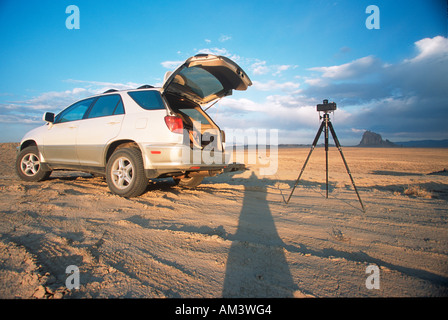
[{"left": 43, "top": 112, "right": 55, "bottom": 123}]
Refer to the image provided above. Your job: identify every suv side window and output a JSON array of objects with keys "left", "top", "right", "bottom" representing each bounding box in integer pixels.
[
  {"left": 55, "top": 98, "right": 95, "bottom": 123},
  {"left": 114, "top": 99, "right": 125, "bottom": 115},
  {"left": 127, "top": 90, "right": 165, "bottom": 110},
  {"left": 86, "top": 94, "right": 124, "bottom": 119}
]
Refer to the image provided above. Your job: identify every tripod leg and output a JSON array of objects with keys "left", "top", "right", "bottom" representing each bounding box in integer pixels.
[
  {"left": 285, "top": 121, "right": 324, "bottom": 204},
  {"left": 324, "top": 115, "right": 329, "bottom": 198},
  {"left": 328, "top": 122, "right": 366, "bottom": 212}
]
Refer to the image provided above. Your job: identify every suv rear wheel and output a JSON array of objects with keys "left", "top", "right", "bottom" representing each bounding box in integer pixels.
[
  {"left": 106, "top": 147, "right": 148, "bottom": 198},
  {"left": 16, "top": 146, "right": 52, "bottom": 182}
]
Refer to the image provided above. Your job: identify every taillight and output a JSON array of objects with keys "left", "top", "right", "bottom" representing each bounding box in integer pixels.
[{"left": 164, "top": 115, "right": 183, "bottom": 134}]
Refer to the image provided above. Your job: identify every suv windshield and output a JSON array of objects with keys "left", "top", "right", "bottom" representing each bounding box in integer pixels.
[{"left": 55, "top": 97, "right": 95, "bottom": 123}]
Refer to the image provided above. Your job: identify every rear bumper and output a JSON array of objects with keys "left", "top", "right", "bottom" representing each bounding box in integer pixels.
[
  {"left": 142, "top": 142, "right": 246, "bottom": 179},
  {"left": 143, "top": 143, "right": 224, "bottom": 166},
  {"left": 144, "top": 162, "right": 246, "bottom": 179}
]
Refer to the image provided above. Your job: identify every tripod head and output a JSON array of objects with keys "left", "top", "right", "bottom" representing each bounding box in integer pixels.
[{"left": 316, "top": 99, "right": 337, "bottom": 113}]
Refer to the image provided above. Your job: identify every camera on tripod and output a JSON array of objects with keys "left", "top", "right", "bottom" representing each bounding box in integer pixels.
[
  {"left": 286, "top": 98, "right": 365, "bottom": 211},
  {"left": 316, "top": 99, "right": 337, "bottom": 112}
]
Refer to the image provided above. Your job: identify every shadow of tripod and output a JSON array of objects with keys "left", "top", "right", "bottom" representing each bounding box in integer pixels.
[{"left": 285, "top": 109, "right": 365, "bottom": 212}]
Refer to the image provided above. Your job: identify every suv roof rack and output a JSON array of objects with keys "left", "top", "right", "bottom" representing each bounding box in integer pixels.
[
  {"left": 103, "top": 89, "right": 118, "bottom": 93},
  {"left": 137, "top": 84, "right": 154, "bottom": 89}
]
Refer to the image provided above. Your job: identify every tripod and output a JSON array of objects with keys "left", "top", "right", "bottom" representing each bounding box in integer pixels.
[{"left": 285, "top": 111, "right": 365, "bottom": 212}]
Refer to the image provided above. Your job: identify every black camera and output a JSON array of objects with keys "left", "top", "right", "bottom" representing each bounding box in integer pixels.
[{"left": 316, "top": 99, "right": 337, "bottom": 112}]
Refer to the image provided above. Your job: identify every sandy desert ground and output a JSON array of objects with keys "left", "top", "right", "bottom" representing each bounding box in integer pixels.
[{"left": 0, "top": 142, "right": 447, "bottom": 299}]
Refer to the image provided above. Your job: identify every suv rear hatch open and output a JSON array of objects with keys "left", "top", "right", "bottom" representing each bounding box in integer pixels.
[
  {"left": 162, "top": 53, "right": 252, "bottom": 148},
  {"left": 161, "top": 54, "right": 252, "bottom": 175},
  {"left": 162, "top": 54, "right": 252, "bottom": 106}
]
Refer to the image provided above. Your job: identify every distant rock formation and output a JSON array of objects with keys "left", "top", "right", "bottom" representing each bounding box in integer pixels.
[{"left": 358, "top": 131, "right": 397, "bottom": 147}]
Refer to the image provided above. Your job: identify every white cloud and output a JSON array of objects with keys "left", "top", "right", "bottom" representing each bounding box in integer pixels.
[
  {"left": 308, "top": 56, "right": 379, "bottom": 79},
  {"left": 65, "top": 79, "right": 139, "bottom": 93},
  {"left": 197, "top": 47, "right": 230, "bottom": 56},
  {"left": 406, "top": 36, "right": 448, "bottom": 63},
  {"left": 273, "top": 64, "right": 296, "bottom": 76},
  {"left": 252, "top": 80, "right": 300, "bottom": 92},
  {"left": 7, "top": 87, "right": 97, "bottom": 115},
  {"left": 249, "top": 60, "right": 297, "bottom": 76},
  {"left": 219, "top": 35, "right": 232, "bottom": 42},
  {"left": 161, "top": 60, "right": 183, "bottom": 69},
  {"left": 0, "top": 114, "right": 42, "bottom": 124},
  {"left": 26, "top": 87, "right": 89, "bottom": 104},
  {"left": 250, "top": 61, "right": 270, "bottom": 75},
  {"left": 304, "top": 77, "right": 326, "bottom": 87},
  {"left": 195, "top": 47, "right": 241, "bottom": 63},
  {"left": 0, "top": 79, "right": 143, "bottom": 126},
  {"left": 214, "top": 94, "right": 319, "bottom": 131}
]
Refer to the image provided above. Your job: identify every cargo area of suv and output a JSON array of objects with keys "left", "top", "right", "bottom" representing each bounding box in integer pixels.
[
  {"left": 15, "top": 54, "right": 252, "bottom": 197},
  {"left": 164, "top": 92, "right": 222, "bottom": 150}
]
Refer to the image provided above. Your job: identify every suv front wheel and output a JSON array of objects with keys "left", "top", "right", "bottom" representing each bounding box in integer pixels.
[
  {"left": 106, "top": 147, "right": 148, "bottom": 198},
  {"left": 16, "top": 146, "right": 52, "bottom": 182}
]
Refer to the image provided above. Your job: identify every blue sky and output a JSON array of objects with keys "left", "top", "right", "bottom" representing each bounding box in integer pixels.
[{"left": 0, "top": 0, "right": 447, "bottom": 144}]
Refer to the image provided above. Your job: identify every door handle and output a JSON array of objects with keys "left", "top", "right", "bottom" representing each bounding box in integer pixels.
[
  {"left": 69, "top": 125, "right": 78, "bottom": 129},
  {"left": 107, "top": 121, "right": 121, "bottom": 125}
]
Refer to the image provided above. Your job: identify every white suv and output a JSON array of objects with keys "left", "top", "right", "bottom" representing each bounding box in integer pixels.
[{"left": 15, "top": 54, "right": 252, "bottom": 197}]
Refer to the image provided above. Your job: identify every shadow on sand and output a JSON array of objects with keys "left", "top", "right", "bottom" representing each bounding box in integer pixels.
[{"left": 222, "top": 171, "right": 296, "bottom": 297}]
